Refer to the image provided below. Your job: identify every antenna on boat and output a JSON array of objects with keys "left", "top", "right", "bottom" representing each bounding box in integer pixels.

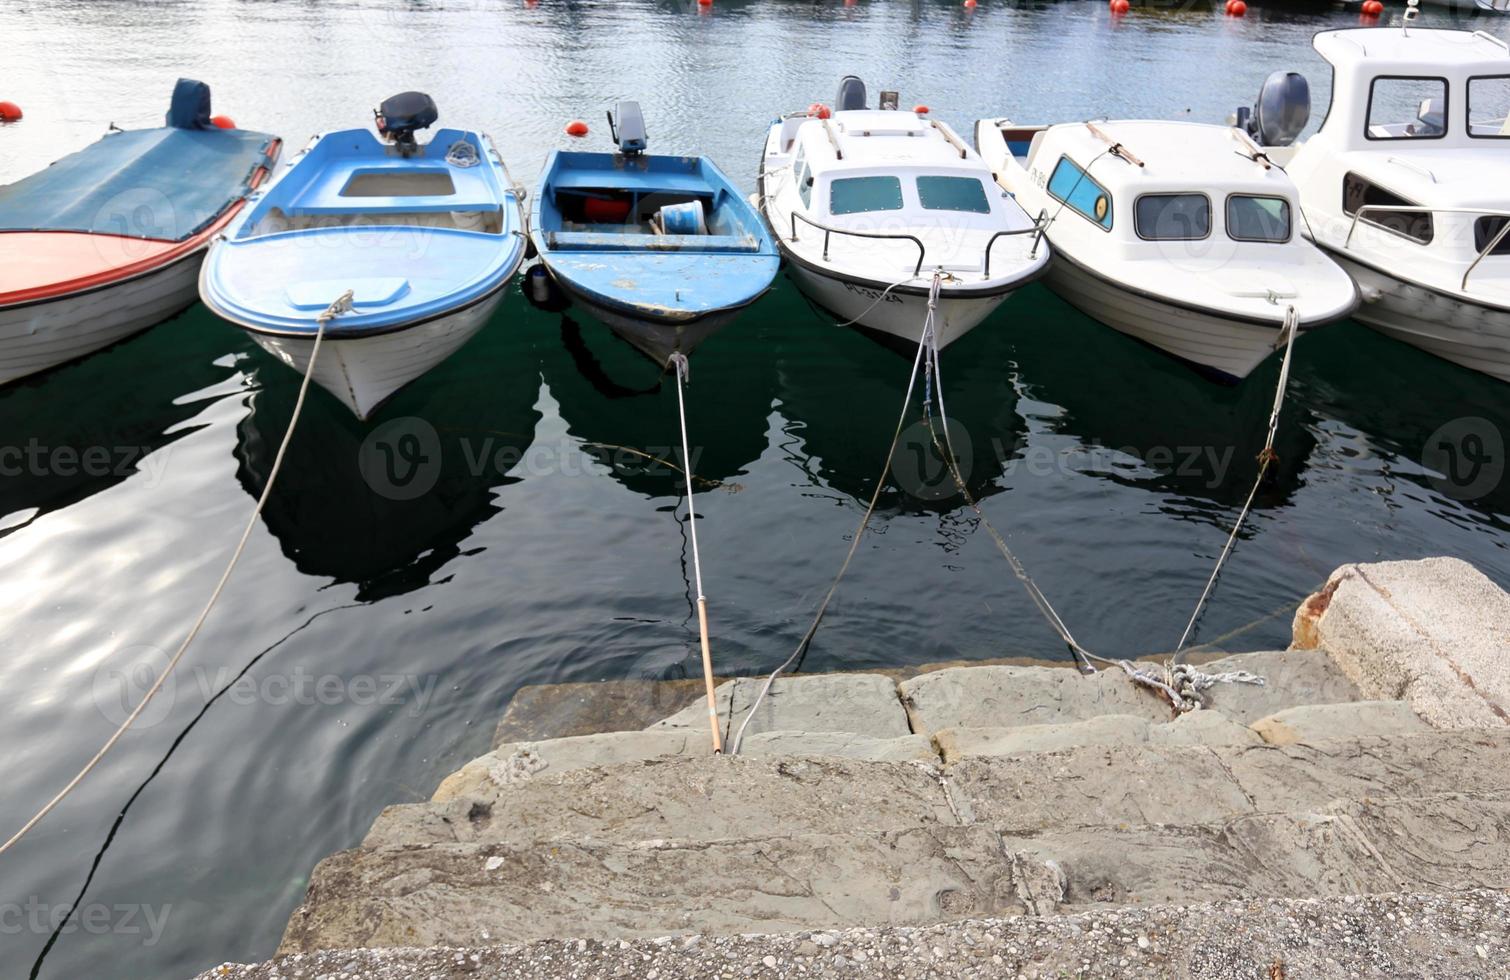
[{"left": 1403, "top": 0, "right": 1421, "bottom": 34}]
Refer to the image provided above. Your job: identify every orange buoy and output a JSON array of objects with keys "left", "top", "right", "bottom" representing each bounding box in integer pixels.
[
  {"left": 914, "top": 104, "right": 931, "bottom": 115},
  {"left": 0, "top": 101, "right": 22, "bottom": 122},
  {"left": 807, "top": 102, "right": 832, "bottom": 120},
  {"left": 698, "top": 0, "right": 713, "bottom": 6},
  {"left": 1362, "top": 0, "right": 1384, "bottom": 12},
  {"left": 210, "top": 114, "right": 236, "bottom": 130},
  {"left": 1112, "top": 0, "right": 1131, "bottom": 12},
  {"left": 1227, "top": 0, "right": 1247, "bottom": 13},
  {"left": 963, "top": 0, "right": 977, "bottom": 7},
  {"left": 565, "top": 119, "right": 589, "bottom": 137}
]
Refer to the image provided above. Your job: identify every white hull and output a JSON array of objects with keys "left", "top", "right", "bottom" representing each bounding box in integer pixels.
[
  {"left": 0, "top": 251, "right": 204, "bottom": 386},
  {"left": 565, "top": 288, "right": 746, "bottom": 367},
  {"left": 1046, "top": 257, "right": 1299, "bottom": 380},
  {"left": 247, "top": 291, "right": 504, "bottom": 420},
  {"left": 786, "top": 262, "right": 1013, "bottom": 349},
  {"left": 1328, "top": 251, "right": 1510, "bottom": 384}
]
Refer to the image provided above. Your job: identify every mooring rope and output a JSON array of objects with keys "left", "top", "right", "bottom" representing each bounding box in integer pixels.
[
  {"left": 728, "top": 280, "right": 937, "bottom": 756},
  {"left": 668, "top": 352, "right": 723, "bottom": 754},
  {"left": 0, "top": 290, "right": 354, "bottom": 858},
  {"left": 1173, "top": 305, "right": 1300, "bottom": 661}
]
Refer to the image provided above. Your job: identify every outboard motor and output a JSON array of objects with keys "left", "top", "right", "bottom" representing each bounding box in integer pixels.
[
  {"left": 375, "top": 91, "right": 438, "bottom": 155},
  {"left": 1232, "top": 71, "right": 1310, "bottom": 148},
  {"left": 166, "top": 78, "right": 213, "bottom": 130},
  {"left": 607, "top": 101, "right": 647, "bottom": 156},
  {"left": 835, "top": 75, "right": 867, "bottom": 112}
]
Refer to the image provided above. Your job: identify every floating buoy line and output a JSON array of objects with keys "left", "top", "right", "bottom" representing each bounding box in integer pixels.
[{"left": 0, "top": 290, "right": 355, "bottom": 858}]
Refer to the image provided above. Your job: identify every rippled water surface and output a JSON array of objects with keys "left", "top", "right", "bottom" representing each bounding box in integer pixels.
[{"left": 3, "top": 1, "right": 1509, "bottom": 976}]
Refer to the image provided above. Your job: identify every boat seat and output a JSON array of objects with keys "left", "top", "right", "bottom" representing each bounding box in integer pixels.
[
  {"left": 548, "top": 171, "right": 714, "bottom": 197},
  {"left": 545, "top": 231, "right": 760, "bottom": 253},
  {"left": 282, "top": 161, "right": 501, "bottom": 216}
]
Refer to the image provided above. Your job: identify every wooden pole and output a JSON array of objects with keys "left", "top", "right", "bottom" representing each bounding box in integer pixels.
[{"left": 697, "top": 598, "right": 723, "bottom": 753}]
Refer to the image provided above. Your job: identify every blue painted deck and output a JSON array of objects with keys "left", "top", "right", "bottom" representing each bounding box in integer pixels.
[
  {"left": 202, "top": 128, "right": 525, "bottom": 335},
  {"left": 529, "top": 150, "right": 779, "bottom": 323}
]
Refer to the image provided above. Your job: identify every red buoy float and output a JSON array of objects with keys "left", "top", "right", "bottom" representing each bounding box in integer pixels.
[
  {"left": 964, "top": 0, "right": 977, "bottom": 8},
  {"left": 1112, "top": 0, "right": 1131, "bottom": 12},
  {"left": 0, "top": 101, "right": 22, "bottom": 122},
  {"left": 565, "top": 119, "right": 589, "bottom": 137},
  {"left": 210, "top": 114, "right": 236, "bottom": 130},
  {"left": 1362, "top": 0, "right": 1384, "bottom": 13},
  {"left": 807, "top": 102, "right": 832, "bottom": 120},
  {"left": 914, "top": 104, "right": 931, "bottom": 115},
  {"left": 698, "top": 0, "right": 713, "bottom": 6},
  {"left": 1227, "top": 0, "right": 1247, "bottom": 14}
]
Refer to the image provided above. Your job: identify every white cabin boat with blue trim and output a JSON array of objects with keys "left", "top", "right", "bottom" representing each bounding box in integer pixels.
[
  {"left": 759, "top": 77, "right": 1049, "bottom": 350},
  {"left": 200, "top": 93, "right": 526, "bottom": 419}
]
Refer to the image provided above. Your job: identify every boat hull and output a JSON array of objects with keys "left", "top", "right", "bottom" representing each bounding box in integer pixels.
[
  {"left": 785, "top": 262, "right": 1014, "bottom": 349},
  {"left": 1325, "top": 249, "right": 1510, "bottom": 384},
  {"left": 552, "top": 275, "right": 750, "bottom": 366},
  {"left": 0, "top": 250, "right": 204, "bottom": 386},
  {"left": 1044, "top": 254, "right": 1314, "bottom": 380},
  {"left": 245, "top": 290, "right": 504, "bottom": 420}
]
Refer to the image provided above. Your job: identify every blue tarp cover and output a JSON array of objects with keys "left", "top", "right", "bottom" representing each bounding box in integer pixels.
[{"left": 0, "top": 126, "right": 276, "bottom": 242}]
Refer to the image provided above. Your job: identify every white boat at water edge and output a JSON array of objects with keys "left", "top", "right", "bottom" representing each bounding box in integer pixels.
[
  {"left": 977, "top": 112, "right": 1359, "bottom": 381},
  {"left": 1253, "top": 14, "right": 1510, "bottom": 384},
  {"left": 758, "top": 77, "right": 1050, "bottom": 351}
]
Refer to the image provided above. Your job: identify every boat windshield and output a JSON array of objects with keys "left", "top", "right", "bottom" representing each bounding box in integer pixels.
[
  {"left": 916, "top": 175, "right": 991, "bottom": 214},
  {"left": 1468, "top": 76, "right": 1510, "bottom": 138},
  {"left": 830, "top": 176, "right": 904, "bottom": 215},
  {"left": 1227, "top": 195, "right": 1291, "bottom": 244},
  {"left": 1366, "top": 76, "right": 1448, "bottom": 141}
]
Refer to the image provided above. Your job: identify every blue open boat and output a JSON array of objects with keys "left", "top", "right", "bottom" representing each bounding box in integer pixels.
[
  {"left": 200, "top": 93, "right": 526, "bottom": 419},
  {"left": 529, "top": 102, "right": 779, "bottom": 366}
]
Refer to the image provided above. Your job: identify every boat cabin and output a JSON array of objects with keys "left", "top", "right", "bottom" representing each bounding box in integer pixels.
[
  {"left": 1276, "top": 26, "right": 1510, "bottom": 293},
  {"left": 1000, "top": 120, "right": 1303, "bottom": 265}
]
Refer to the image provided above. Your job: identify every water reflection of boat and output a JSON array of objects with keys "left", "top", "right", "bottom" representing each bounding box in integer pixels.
[
  {"left": 536, "top": 310, "right": 772, "bottom": 498},
  {"left": 0, "top": 305, "right": 237, "bottom": 537},
  {"left": 1001, "top": 286, "right": 1316, "bottom": 515},
  {"left": 768, "top": 281, "right": 1020, "bottom": 511},
  {"left": 233, "top": 311, "right": 540, "bottom": 600}
]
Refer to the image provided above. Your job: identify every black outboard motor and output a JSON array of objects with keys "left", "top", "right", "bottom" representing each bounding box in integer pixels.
[
  {"left": 607, "top": 101, "right": 647, "bottom": 156},
  {"left": 166, "top": 78, "right": 213, "bottom": 130},
  {"left": 835, "top": 75, "right": 867, "bottom": 112},
  {"left": 1232, "top": 71, "right": 1310, "bottom": 148},
  {"left": 375, "top": 91, "right": 439, "bottom": 155}
]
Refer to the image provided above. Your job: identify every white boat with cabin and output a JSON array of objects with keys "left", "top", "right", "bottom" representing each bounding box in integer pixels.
[
  {"left": 976, "top": 113, "right": 1360, "bottom": 381},
  {"left": 1251, "top": 14, "right": 1510, "bottom": 383},
  {"left": 758, "top": 77, "right": 1049, "bottom": 350}
]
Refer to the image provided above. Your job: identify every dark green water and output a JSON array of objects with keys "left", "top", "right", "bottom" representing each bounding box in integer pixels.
[{"left": 2, "top": 2, "right": 1508, "bottom": 977}]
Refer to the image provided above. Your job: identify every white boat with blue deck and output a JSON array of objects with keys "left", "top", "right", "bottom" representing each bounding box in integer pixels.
[{"left": 200, "top": 93, "right": 526, "bottom": 419}]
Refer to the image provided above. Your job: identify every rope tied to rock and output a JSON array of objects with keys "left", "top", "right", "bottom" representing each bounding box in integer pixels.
[{"left": 0, "top": 289, "right": 354, "bottom": 858}]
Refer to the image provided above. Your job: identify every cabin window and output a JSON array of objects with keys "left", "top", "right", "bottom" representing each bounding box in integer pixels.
[
  {"left": 1365, "top": 76, "right": 1449, "bottom": 141},
  {"left": 1226, "top": 196, "right": 1292, "bottom": 244},
  {"left": 1342, "top": 173, "right": 1433, "bottom": 245},
  {"left": 1047, "top": 156, "right": 1112, "bottom": 231},
  {"left": 829, "top": 176, "right": 904, "bottom": 215},
  {"left": 1474, "top": 217, "right": 1510, "bottom": 256},
  {"left": 1468, "top": 76, "right": 1510, "bottom": 138},
  {"left": 916, "top": 176, "right": 991, "bottom": 214},
  {"left": 1134, "top": 194, "right": 1210, "bottom": 241}
]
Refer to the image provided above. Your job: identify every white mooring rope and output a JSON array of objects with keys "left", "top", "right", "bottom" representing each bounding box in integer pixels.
[
  {"left": 669, "top": 352, "right": 723, "bottom": 754},
  {"left": 0, "top": 289, "right": 354, "bottom": 858}
]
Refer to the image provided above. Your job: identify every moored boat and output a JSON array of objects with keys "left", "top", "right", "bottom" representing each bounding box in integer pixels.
[
  {"left": 977, "top": 111, "right": 1359, "bottom": 381},
  {"left": 200, "top": 92, "right": 527, "bottom": 419},
  {"left": 530, "top": 101, "right": 779, "bottom": 367},
  {"left": 1250, "top": 15, "right": 1510, "bottom": 384},
  {"left": 0, "top": 79, "right": 279, "bottom": 386},
  {"left": 759, "top": 77, "right": 1049, "bottom": 350}
]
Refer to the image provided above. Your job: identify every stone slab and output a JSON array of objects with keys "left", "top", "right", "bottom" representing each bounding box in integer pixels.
[
  {"left": 1194, "top": 648, "right": 1362, "bottom": 723},
  {"left": 738, "top": 731, "right": 939, "bottom": 763},
  {"left": 933, "top": 712, "right": 1263, "bottom": 762},
  {"left": 368, "top": 756, "right": 957, "bottom": 849},
  {"left": 1154, "top": 709, "right": 1263, "bottom": 746},
  {"left": 437, "top": 730, "right": 708, "bottom": 802},
  {"left": 1293, "top": 557, "right": 1510, "bottom": 729},
  {"left": 652, "top": 673, "right": 910, "bottom": 740},
  {"left": 1250, "top": 700, "right": 1428, "bottom": 746},
  {"left": 900, "top": 665, "right": 1175, "bottom": 738},
  {"left": 492, "top": 679, "right": 717, "bottom": 748}
]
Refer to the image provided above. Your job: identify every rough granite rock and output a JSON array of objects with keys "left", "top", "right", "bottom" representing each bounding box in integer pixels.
[
  {"left": 1249, "top": 700, "right": 1428, "bottom": 745},
  {"left": 653, "top": 673, "right": 911, "bottom": 740},
  {"left": 1293, "top": 557, "right": 1510, "bottom": 729}
]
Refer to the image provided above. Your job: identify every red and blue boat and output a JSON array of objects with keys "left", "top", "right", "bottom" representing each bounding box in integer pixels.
[{"left": 0, "top": 79, "right": 279, "bottom": 386}]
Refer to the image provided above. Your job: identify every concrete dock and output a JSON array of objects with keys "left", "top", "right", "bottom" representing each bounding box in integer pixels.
[{"left": 196, "top": 557, "right": 1510, "bottom": 979}]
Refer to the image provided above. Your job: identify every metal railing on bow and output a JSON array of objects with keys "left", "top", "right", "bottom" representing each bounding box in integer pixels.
[
  {"left": 789, "top": 209, "right": 927, "bottom": 277},
  {"left": 1343, "top": 204, "right": 1510, "bottom": 293}
]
